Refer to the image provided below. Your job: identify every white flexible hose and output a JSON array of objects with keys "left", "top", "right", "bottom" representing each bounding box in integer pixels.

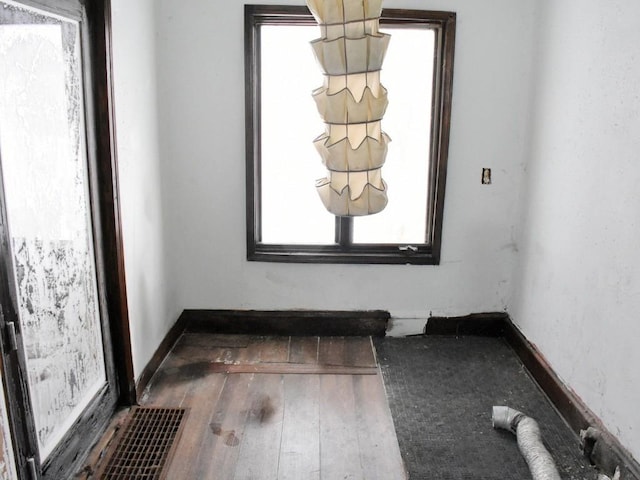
[{"left": 492, "top": 406, "right": 562, "bottom": 480}]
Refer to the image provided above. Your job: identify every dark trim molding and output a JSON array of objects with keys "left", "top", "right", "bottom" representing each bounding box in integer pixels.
[
  {"left": 425, "top": 312, "right": 509, "bottom": 336},
  {"left": 503, "top": 319, "right": 593, "bottom": 433},
  {"left": 87, "top": 0, "right": 136, "bottom": 406},
  {"left": 181, "top": 309, "right": 390, "bottom": 337},
  {"left": 135, "top": 315, "right": 188, "bottom": 400},
  {"left": 424, "top": 313, "right": 640, "bottom": 479}
]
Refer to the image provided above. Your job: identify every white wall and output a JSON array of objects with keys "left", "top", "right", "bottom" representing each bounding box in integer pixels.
[
  {"left": 153, "top": 0, "right": 537, "bottom": 330},
  {"left": 111, "top": 0, "right": 181, "bottom": 378},
  {"left": 511, "top": 0, "right": 640, "bottom": 462}
]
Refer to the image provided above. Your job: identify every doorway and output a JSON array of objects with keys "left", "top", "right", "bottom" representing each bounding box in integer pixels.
[{"left": 0, "top": 0, "right": 132, "bottom": 478}]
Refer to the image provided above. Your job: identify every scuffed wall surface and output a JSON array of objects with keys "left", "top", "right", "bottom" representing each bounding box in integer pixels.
[{"left": 511, "top": 0, "right": 640, "bottom": 462}]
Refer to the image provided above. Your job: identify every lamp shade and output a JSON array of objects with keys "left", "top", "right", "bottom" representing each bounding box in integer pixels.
[
  {"left": 310, "top": 34, "right": 390, "bottom": 75},
  {"left": 316, "top": 170, "right": 388, "bottom": 216},
  {"left": 312, "top": 84, "right": 388, "bottom": 124},
  {"left": 325, "top": 71, "right": 383, "bottom": 101},
  {"left": 307, "top": 0, "right": 383, "bottom": 24},
  {"left": 320, "top": 19, "right": 379, "bottom": 40},
  {"left": 313, "top": 132, "right": 390, "bottom": 171},
  {"left": 307, "top": 0, "right": 390, "bottom": 217}
]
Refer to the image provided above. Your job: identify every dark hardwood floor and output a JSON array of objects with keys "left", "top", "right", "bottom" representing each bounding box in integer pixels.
[{"left": 82, "top": 334, "right": 406, "bottom": 479}]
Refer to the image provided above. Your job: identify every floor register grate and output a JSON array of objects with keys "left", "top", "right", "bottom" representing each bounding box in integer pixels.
[{"left": 98, "top": 407, "right": 187, "bottom": 479}]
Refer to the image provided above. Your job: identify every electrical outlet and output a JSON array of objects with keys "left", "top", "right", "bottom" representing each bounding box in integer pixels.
[{"left": 482, "top": 168, "right": 492, "bottom": 184}]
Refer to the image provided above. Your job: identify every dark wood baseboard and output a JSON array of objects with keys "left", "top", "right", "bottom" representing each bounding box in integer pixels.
[
  {"left": 135, "top": 314, "right": 188, "bottom": 400},
  {"left": 180, "top": 309, "right": 390, "bottom": 337},
  {"left": 502, "top": 319, "right": 594, "bottom": 433},
  {"left": 425, "top": 312, "right": 509, "bottom": 336}
]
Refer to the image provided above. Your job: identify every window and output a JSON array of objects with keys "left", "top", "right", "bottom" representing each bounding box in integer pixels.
[{"left": 245, "top": 5, "right": 455, "bottom": 264}]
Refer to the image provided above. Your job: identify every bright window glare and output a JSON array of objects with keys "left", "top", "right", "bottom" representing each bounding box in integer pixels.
[
  {"left": 260, "top": 25, "right": 435, "bottom": 245},
  {"left": 353, "top": 28, "right": 435, "bottom": 244},
  {"left": 260, "top": 25, "right": 334, "bottom": 244}
]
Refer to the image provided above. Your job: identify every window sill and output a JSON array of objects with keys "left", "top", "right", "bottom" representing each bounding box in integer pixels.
[{"left": 248, "top": 244, "right": 441, "bottom": 265}]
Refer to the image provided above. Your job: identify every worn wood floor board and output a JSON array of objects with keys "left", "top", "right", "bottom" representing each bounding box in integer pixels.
[
  {"left": 199, "top": 373, "right": 256, "bottom": 479},
  {"left": 234, "top": 336, "right": 276, "bottom": 363},
  {"left": 278, "top": 374, "right": 321, "bottom": 480},
  {"left": 145, "top": 355, "right": 228, "bottom": 406},
  {"left": 256, "top": 336, "right": 291, "bottom": 363},
  {"left": 184, "top": 333, "right": 251, "bottom": 348},
  {"left": 344, "top": 335, "right": 377, "bottom": 367},
  {"left": 159, "top": 374, "right": 228, "bottom": 479},
  {"left": 353, "top": 374, "right": 408, "bottom": 479},
  {"left": 169, "top": 343, "right": 236, "bottom": 365},
  {"left": 144, "top": 376, "right": 190, "bottom": 406},
  {"left": 215, "top": 362, "right": 377, "bottom": 375},
  {"left": 233, "top": 374, "right": 285, "bottom": 480},
  {"left": 319, "top": 374, "right": 365, "bottom": 479},
  {"left": 141, "top": 347, "right": 196, "bottom": 406},
  {"left": 288, "top": 336, "right": 320, "bottom": 364},
  {"left": 140, "top": 370, "right": 188, "bottom": 406},
  {"left": 317, "top": 337, "right": 346, "bottom": 366},
  {"left": 169, "top": 334, "right": 245, "bottom": 365},
  {"left": 141, "top": 337, "right": 230, "bottom": 478}
]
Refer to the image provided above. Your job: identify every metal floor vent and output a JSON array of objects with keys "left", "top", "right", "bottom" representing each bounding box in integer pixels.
[{"left": 100, "top": 407, "right": 187, "bottom": 479}]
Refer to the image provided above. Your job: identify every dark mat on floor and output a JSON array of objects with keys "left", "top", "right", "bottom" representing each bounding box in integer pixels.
[{"left": 374, "top": 336, "right": 596, "bottom": 480}]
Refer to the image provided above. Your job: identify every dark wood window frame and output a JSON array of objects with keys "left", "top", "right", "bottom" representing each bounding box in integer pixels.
[{"left": 245, "top": 5, "right": 456, "bottom": 265}]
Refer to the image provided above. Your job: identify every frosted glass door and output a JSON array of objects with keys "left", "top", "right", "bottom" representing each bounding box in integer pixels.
[{"left": 0, "top": 1, "right": 107, "bottom": 461}]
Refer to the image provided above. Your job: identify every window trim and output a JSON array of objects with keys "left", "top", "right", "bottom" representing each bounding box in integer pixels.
[{"left": 245, "top": 5, "right": 456, "bottom": 265}]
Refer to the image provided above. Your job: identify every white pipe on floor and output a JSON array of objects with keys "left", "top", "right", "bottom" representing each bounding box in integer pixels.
[
  {"left": 492, "top": 406, "right": 561, "bottom": 480},
  {"left": 597, "top": 468, "right": 620, "bottom": 480}
]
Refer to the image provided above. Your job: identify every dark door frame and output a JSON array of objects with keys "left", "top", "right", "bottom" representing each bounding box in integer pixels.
[
  {"left": 0, "top": 0, "right": 135, "bottom": 478},
  {"left": 85, "top": 0, "right": 136, "bottom": 407}
]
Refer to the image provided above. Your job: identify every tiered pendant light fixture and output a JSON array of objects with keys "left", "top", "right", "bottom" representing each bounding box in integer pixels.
[{"left": 307, "top": 0, "right": 391, "bottom": 216}]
